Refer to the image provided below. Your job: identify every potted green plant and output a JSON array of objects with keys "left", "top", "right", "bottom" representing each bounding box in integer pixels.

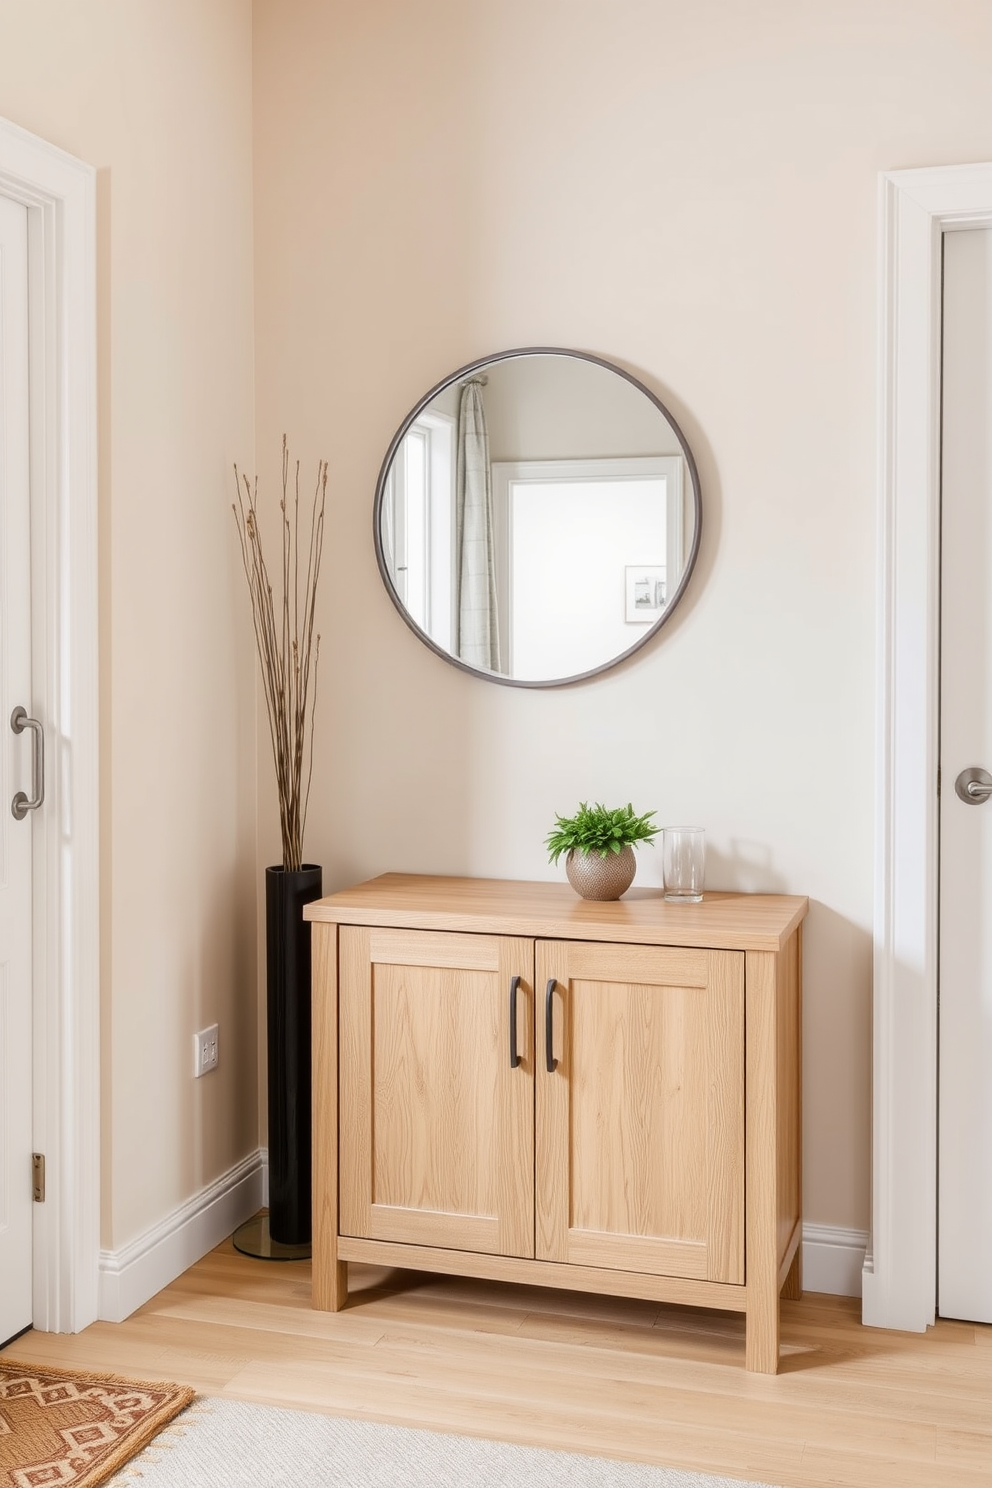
[{"left": 546, "top": 801, "right": 659, "bottom": 900}]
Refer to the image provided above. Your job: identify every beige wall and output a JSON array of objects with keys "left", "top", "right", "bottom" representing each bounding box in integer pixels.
[
  {"left": 3, "top": 0, "right": 988, "bottom": 1266},
  {"left": 253, "top": 0, "right": 992, "bottom": 1236},
  {"left": 482, "top": 353, "right": 682, "bottom": 461},
  {"left": 0, "top": 1, "right": 258, "bottom": 1248}
]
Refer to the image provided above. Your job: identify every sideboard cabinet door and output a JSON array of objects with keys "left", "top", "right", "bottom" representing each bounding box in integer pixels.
[
  {"left": 339, "top": 926, "right": 536, "bottom": 1259},
  {"left": 535, "top": 940, "right": 745, "bottom": 1284}
]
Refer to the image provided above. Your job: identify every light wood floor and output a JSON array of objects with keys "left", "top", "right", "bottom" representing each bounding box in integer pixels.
[{"left": 3, "top": 1236, "right": 990, "bottom": 1488}]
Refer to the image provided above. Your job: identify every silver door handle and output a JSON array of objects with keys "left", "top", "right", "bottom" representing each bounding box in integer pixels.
[
  {"left": 954, "top": 766, "right": 992, "bottom": 805},
  {"left": 10, "top": 706, "right": 45, "bottom": 820}
]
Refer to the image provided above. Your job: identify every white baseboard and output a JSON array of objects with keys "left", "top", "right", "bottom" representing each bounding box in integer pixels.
[
  {"left": 802, "top": 1223, "right": 869, "bottom": 1298},
  {"left": 98, "top": 1149, "right": 264, "bottom": 1323},
  {"left": 97, "top": 1155, "right": 865, "bottom": 1320}
]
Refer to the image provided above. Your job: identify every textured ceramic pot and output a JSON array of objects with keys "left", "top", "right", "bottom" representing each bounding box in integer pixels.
[{"left": 565, "top": 844, "right": 636, "bottom": 900}]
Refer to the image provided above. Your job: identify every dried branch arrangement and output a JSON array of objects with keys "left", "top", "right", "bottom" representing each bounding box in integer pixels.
[{"left": 234, "top": 437, "right": 327, "bottom": 872}]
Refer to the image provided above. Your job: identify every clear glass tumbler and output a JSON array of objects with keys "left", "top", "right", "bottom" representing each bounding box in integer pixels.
[{"left": 662, "top": 827, "right": 705, "bottom": 903}]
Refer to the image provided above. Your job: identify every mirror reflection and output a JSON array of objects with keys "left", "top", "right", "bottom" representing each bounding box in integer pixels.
[{"left": 375, "top": 350, "right": 701, "bottom": 686}]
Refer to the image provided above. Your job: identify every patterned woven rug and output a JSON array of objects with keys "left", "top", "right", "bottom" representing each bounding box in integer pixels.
[{"left": 0, "top": 1359, "right": 195, "bottom": 1488}]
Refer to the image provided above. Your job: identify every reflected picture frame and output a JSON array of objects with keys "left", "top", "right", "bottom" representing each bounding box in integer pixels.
[{"left": 625, "top": 564, "right": 667, "bottom": 623}]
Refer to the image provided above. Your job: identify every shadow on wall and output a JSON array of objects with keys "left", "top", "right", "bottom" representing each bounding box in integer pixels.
[
  {"left": 690, "top": 832, "right": 872, "bottom": 1235},
  {"left": 706, "top": 839, "right": 788, "bottom": 894},
  {"left": 175, "top": 858, "right": 259, "bottom": 1208},
  {"left": 801, "top": 900, "right": 872, "bottom": 1232}
]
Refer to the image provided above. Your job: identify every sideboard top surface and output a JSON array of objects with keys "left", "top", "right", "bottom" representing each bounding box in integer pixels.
[{"left": 304, "top": 873, "right": 808, "bottom": 952}]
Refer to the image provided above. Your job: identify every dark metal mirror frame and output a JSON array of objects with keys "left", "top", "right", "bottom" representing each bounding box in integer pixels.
[{"left": 372, "top": 346, "right": 703, "bottom": 689}]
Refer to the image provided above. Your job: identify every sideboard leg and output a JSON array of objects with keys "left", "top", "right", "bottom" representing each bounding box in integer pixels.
[
  {"left": 745, "top": 948, "right": 781, "bottom": 1375},
  {"left": 333, "top": 1258, "right": 349, "bottom": 1310},
  {"left": 329, "top": 1258, "right": 349, "bottom": 1312},
  {"left": 311, "top": 921, "right": 345, "bottom": 1312},
  {"left": 745, "top": 1290, "right": 780, "bottom": 1374},
  {"left": 312, "top": 1246, "right": 348, "bottom": 1312}
]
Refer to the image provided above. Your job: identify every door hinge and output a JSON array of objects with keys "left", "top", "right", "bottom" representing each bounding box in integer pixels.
[
  {"left": 32, "top": 1153, "right": 45, "bottom": 1203},
  {"left": 937, "top": 767, "right": 942, "bottom": 797}
]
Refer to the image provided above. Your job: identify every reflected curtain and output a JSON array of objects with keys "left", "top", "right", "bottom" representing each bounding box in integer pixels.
[
  {"left": 456, "top": 378, "right": 501, "bottom": 671},
  {"left": 380, "top": 470, "right": 396, "bottom": 576}
]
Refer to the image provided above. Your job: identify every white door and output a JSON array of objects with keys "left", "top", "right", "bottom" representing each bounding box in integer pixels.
[
  {"left": 938, "top": 226, "right": 992, "bottom": 1324},
  {"left": 0, "top": 190, "right": 33, "bottom": 1345}
]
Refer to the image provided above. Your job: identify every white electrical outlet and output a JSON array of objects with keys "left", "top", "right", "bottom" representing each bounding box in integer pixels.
[{"left": 194, "top": 1023, "right": 219, "bottom": 1077}]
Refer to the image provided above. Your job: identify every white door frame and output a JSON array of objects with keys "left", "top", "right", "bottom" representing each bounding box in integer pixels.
[
  {"left": 866, "top": 161, "right": 992, "bottom": 1332},
  {"left": 0, "top": 116, "right": 99, "bottom": 1333}
]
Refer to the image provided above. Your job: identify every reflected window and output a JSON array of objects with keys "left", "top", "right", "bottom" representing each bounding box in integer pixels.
[
  {"left": 492, "top": 456, "right": 684, "bottom": 681},
  {"left": 383, "top": 411, "right": 455, "bottom": 649}
]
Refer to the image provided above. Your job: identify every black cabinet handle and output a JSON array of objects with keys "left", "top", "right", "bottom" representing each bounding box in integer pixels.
[
  {"left": 545, "top": 978, "right": 558, "bottom": 1072},
  {"left": 509, "top": 975, "right": 522, "bottom": 1068}
]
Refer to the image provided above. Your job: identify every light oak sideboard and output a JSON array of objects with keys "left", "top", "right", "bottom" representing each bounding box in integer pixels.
[{"left": 304, "top": 873, "right": 807, "bottom": 1373}]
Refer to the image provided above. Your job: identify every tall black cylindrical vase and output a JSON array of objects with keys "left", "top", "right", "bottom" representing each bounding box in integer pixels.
[{"left": 265, "top": 863, "right": 322, "bottom": 1245}]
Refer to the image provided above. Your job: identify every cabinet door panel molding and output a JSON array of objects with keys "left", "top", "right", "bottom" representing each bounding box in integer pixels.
[
  {"left": 534, "top": 940, "right": 744, "bottom": 1285},
  {"left": 339, "top": 924, "right": 535, "bottom": 1259}
]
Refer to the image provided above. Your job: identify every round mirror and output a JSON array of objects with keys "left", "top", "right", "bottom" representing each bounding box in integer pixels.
[{"left": 373, "top": 348, "right": 701, "bottom": 687}]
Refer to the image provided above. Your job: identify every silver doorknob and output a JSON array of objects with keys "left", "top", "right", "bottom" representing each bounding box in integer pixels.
[{"left": 954, "top": 766, "right": 992, "bottom": 804}]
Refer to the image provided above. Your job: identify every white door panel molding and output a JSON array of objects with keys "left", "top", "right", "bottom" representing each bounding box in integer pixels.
[
  {"left": 938, "top": 227, "right": 992, "bottom": 1324},
  {"left": 0, "top": 115, "right": 98, "bottom": 1333},
  {"left": 870, "top": 161, "right": 992, "bottom": 1332},
  {"left": 0, "top": 190, "right": 33, "bottom": 1344}
]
